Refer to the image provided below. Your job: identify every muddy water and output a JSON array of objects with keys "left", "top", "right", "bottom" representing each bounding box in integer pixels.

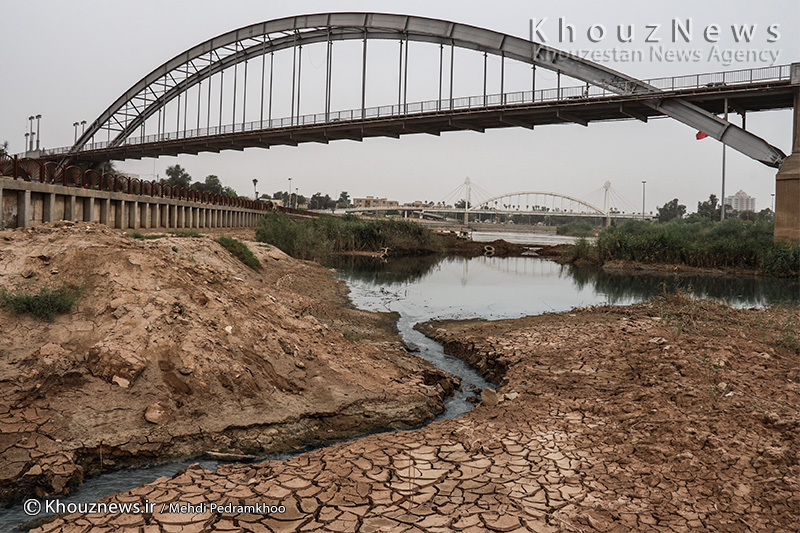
[{"left": 2, "top": 254, "right": 796, "bottom": 530}]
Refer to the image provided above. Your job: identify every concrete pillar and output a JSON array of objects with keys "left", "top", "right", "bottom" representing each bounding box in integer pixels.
[
  {"left": 178, "top": 206, "right": 185, "bottom": 229},
  {"left": 152, "top": 203, "right": 160, "bottom": 229},
  {"left": 142, "top": 203, "right": 150, "bottom": 229},
  {"left": 44, "top": 193, "right": 57, "bottom": 223},
  {"left": 66, "top": 195, "right": 77, "bottom": 221},
  {"left": 194, "top": 207, "right": 199, "bottom": 228},
  {"left": 170, "top": 204, "right": 178, "bottom": 228},
  {"left": 775, "top": 77, "right": 800, "bottom": 242},
  {"left": 130, "top": 201, "right": 140, "bottom": 229},
  {"left": 199, "top": 208, "right": 205, "bottom": 228},
  {"left": 17, "top": 190, "right": 31, "bottom": 228},
  {"left": 100, "top": 198, "right": 111, "bottom": 226},
  {"left": 84, "top": 197, "right": 95, "bottom": 223},
  {"left": 116, "top": 200, "right": 127, "bottom": 229}
]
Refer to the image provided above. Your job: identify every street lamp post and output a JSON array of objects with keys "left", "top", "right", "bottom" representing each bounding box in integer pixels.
[
  {"left": 73, "top": 122, "right": 80, "bottom": 143},
  {"left": 28, "top": 116, "right": 34, "bottom": 152},
  {"left": 288, "top": 177, "right": 292, "bottom": 207},
  {"left": 771, "top": 193, "right": 775, "bottom": 213},
  {"left": 295, "top": 188, "right": 299, "bottom": 208},
  {"left": 24, "top": 133, "right": 29, "bottom": 155},
  {"left": 35, "top": 114, "right": 41, "bottom": 151},
  {"left": 641, "top": 180, "right": 647, "bottom": 221},
  {"left": 252, "top": 179, "right": 258, "bottom": 200}
]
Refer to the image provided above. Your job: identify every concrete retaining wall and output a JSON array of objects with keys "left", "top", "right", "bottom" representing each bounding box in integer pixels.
[{"left": 0, "top": 177, "right": 265, "bottom": 230}]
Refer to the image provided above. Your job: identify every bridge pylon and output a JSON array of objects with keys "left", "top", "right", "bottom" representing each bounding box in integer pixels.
[{"left": 774, "top": 64, "right": 800, "bottom": 242}]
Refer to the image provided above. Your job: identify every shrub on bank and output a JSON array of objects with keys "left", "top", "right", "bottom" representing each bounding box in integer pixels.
[
  {"left": 0, "top": 282, "right": 84, "bottom": 321},
  {"left": 569, "top": 219, "right": 799, "bottom": 277},
  {"left": 216, "top": 236, "right": 262, "bottom": 270},
  {"left": 255, "top": 212, "right": 438, "bottom": 260}
]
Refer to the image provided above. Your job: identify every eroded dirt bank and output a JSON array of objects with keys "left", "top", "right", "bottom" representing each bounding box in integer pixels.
[
  {"left": 35, "top": 295, "right": 798, "bottom": 532},
  {"left": 0, "top": 223, "right": 455, "bottom": 502}
]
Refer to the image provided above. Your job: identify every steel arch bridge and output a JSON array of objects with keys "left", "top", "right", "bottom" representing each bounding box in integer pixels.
[
  {"left": 470, "top": 191, "right": 605, "bottom": 216},
  {"left": 45, "top": 13, "right": 790, "bottom": 167}
]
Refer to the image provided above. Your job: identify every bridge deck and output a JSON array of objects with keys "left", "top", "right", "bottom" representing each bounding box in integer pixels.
[{"left": 46, "top": 81, "right": 794, "bottom": 163}]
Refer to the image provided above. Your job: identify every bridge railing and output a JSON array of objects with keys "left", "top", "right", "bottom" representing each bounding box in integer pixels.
[
  {"left": 40, "top": 64, "right": 792, "bottom": 157},
  {"left": 0, "top": 154, "right": 266, "bottom": 210}
]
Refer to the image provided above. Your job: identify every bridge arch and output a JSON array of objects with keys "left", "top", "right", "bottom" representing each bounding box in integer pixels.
[
  {"left": 73, "top": 13, "right": 785, "bottom": 167},
  {"left": 471, "top": 191, "right": 605, "bottom": 215}
]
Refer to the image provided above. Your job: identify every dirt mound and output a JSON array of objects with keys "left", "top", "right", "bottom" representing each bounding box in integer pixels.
[{"left": 0, "top": 222, "right": 454, "bottom": 502}]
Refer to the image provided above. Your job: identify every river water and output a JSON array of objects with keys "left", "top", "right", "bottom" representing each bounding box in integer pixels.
[{"left": 2, "top": 244, "right": 797, "bottom": 530}]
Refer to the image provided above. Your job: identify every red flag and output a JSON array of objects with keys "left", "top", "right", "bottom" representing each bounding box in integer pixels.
[{"left": 696, "top": 131, "right": 709, "bottom": 140}]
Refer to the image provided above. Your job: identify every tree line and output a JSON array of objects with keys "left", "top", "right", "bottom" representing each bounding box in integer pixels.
[
  {"left": 161, "top": 165, "right": 238, "bottom": 197},
  {"left": 657, "top": 195, "right": 773, "bottom": 223}
]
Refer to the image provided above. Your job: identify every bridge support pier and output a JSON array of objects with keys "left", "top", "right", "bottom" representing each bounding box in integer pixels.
[
  {"left": 17, "top": 190, "right": 30, "bottom": 228},
  {"left": 100, "top": 198, "right": 111, "bottom": 226},
  {"left": 116, "top": 200, "right": 126, "bottom": 229},
  {"left": 775, "top": 82, "right": 800, "bottom": 242},
  {"left": 66, "top": 195, "right": 77, "bottom": 222},
  {"left": 142, "top": 203, "right": 150, "bottom": 229},
  {"left": 84, "top": 198, "right": 95, "bottom": 222},
  {"left": 44, "top": 193, "right": 56, "bottom": 223},
  {"left": 130, "top": 201, "right": 140, "bottom": 229}
]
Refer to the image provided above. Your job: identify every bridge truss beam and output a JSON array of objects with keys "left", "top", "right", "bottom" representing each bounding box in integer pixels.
[{"left": 70, "top": 13, "right": 788, "bottom": 167}]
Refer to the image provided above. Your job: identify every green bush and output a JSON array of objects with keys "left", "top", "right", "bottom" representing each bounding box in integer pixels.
[
  {"left": 556, "top": 220, "right": 595, "bottom": 237},
  {"left": 255, "top": 212, "right": 437, "bottom": 260},
  {"left": 216, "top": 236, "right": 261, "bottom": 270},
  {"left": 571, "top": 219, "right": 799, "bottom": 277},
  {"left": 0, "top": 282, "right": 84, "bottom": 321}
]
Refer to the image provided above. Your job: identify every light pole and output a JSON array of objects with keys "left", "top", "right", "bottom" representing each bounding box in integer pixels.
[
  {"left": 24, "top": 133, "right": 29, "bottom": 155},
  {"left": 295, "top": 187, "right": 299, "bottom": 208},
  {"left": 73, "top": 122, "right": 80, "bottom": 143},
  {"left": 81, "top": 120, "right": 86, "bottom": 135},
  {"left": 28, "top": 116, "right": 34, "bottom": 152},
  {"left": 771, "top": 193, "right": 775, "bottom": 213},
  {"left": 288, "top": 177, "right": 292, "bottom": 207},
  {"left": 35, "top": 114, "right": 41, "bottom": 151},
  {"left": 641, "top": 180, "right": 647, "bottom": 221},
  {"left": 252, "top": 178, "right": 258, "bottom": 200}
]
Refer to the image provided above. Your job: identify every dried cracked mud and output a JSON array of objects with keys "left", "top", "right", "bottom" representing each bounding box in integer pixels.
[
  {"left": 0, "top": 223, "right": 454, "bottom": 504},
  {"left": 30, "top": 292, "right": 799, "bottom": 532}
]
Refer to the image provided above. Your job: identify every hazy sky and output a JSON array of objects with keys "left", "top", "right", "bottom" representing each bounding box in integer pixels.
[{"left": 2, "top": 1, "right": 798, "bottom": 214}]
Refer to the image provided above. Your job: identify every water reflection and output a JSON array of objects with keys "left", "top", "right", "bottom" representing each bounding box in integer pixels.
[
  {"left": 333, "top": 255, "right": 799, "bottom": 313},
  {"left": 323, "top": 254, "right": 443, "bottom": 285}
]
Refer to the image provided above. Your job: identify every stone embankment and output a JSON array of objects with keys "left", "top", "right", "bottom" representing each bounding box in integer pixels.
[
  {"left": 0, "top": 223, "right": 454, "bottom": 503},
  {"left": 34, "top": 295, "right": 798, "bottom": 532}
]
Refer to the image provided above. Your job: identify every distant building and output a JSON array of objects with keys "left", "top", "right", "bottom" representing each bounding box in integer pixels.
[
  {"left": 353, "top": 196, "right": 400, "bottom": 209},
  {"left": 403, "top": 200, "right": 435, "bottom": 208},
  {"left": 725, "top": 190, "right": 756, "bottom": 212}
]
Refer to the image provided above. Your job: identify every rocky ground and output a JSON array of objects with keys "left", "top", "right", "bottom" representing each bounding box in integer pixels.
[
  {"left": 0, "top": 222, "right": 455, "bottom": 503},
  {"left": 31, "top": 295, "right": 798, "bottom": 532}
]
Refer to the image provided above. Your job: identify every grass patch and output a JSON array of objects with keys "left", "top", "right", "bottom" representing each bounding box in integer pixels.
[
  {"left": 567, "top": 219, "right": 799, "bottom": 277},
  {"left": 255, "top": 212, "right": 438, "bottom": 260},
  {"left": 0, "top": 282, "right": 83, "bottom": 321},
  {"left": 170, "top": 230, "right": 205, "bottom": 238},
  {"left": 129, "top": 232, "right": 167, "bottom": 240},
  {"left": 216, "top": 236, "right": 261, "bottom": 270}
]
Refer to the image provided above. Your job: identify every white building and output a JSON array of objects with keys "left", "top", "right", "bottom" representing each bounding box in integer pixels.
[{"left": 725, "top": 190, "right": 756, "bottom": 212}]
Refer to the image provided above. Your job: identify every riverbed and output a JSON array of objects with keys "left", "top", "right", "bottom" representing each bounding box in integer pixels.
[{"left": 7, "top": 253, "right": 798, "bottom": 531}]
